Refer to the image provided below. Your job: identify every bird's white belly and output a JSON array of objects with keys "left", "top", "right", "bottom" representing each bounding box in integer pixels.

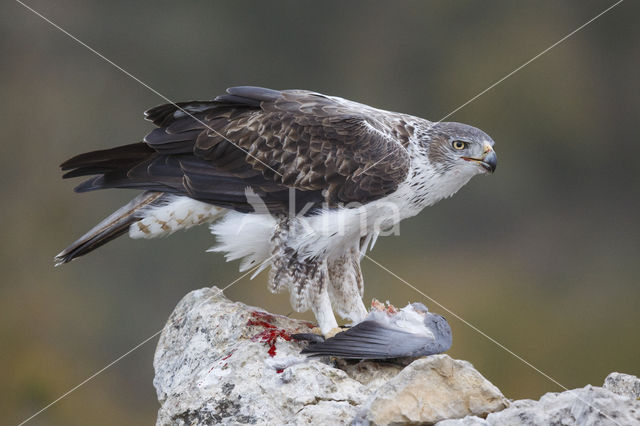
[{"left": 209, "top": 196, "right": 410, "bottom": 271}]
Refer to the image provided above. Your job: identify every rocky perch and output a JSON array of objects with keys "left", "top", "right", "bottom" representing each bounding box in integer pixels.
[{"left": 153, "top": 287, "right": 640, "bottom": 425}]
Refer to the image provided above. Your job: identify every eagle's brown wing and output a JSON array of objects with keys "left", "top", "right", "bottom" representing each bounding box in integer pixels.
[{"left": 61, "top": 86, "right": 412, "bottom": 214}]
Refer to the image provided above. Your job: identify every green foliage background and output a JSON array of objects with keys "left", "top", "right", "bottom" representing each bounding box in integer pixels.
[{"left": 2, "top": 1, "right": 639, "bottom": 424}]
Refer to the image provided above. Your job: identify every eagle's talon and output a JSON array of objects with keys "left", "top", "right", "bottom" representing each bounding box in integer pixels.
[
  {"left": 299, "top": 326, "right": 349, "bottom": 339},
  {"left": 324, "top": 327, "right": 346, "bottom": 339}
]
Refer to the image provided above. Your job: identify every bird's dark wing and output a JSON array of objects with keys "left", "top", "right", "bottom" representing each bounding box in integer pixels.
[
  {"left": 300, "top": 320, "right": 446, "bottom": 359},
  {"left": 61, "top": 86, "right": 413, "bottom": 214}
]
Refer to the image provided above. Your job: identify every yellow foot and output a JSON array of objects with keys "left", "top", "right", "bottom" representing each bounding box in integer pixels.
[{"left": 310, "top": 326, "right": 345, "bottom": 338}]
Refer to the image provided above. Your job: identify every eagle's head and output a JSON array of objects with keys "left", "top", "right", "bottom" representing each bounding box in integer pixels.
[{"left": 426, "top": 121, "right": 497, "bottom": 176}]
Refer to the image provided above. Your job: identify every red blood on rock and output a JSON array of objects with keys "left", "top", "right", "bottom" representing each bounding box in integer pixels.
[
  {"left": 246, "top": 311, "right": 292, "bottom": 357},
  {"left": 247, "top": 311, "right": 277, "bottom": 329},
  {"left": 251, "top": 311, "right": 275, "bottom": 322},
  {"left": 247, "top": 319, "right": 275, "bottom": 329},
  {"left": 268, "top": 344, "right": 277, "bottom": 357}
]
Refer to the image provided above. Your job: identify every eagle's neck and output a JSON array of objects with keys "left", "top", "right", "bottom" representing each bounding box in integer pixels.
[{"left": 387, "top": 135, "right": 475, "bottom": 220}]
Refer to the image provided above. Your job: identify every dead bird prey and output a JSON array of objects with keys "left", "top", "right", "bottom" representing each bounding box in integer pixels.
[
  {"left": 295, "top": 301, "right": 452, "bottom": 359},
  {"left": 55, "top": 86, "right": 497, "bottom": 335}
]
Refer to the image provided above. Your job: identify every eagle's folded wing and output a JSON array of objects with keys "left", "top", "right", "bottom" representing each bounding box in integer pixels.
[{"left": 62, "top": 87, "right": 413, "bottom": 214}]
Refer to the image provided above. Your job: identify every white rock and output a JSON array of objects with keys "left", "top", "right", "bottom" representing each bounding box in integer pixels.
[
  {"left": 153, "top": 287, "right": 508, "bottom": 425},
  {"left": 603, "top": 372, "right": 640, "bottom": 400},
  {"left": 355, "top": 355, "right": 508, "bottom": 425},
  {"left": 438, "top": 384, "right": 640, "bottom": 426},
  {"left": 154, "top": 287, "right": 366, "bottom": 425},
  {"left": 436, "top": 416, "right": 489, "bottom": 426}
]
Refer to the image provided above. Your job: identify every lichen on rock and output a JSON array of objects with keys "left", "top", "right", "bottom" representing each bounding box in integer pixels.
[{"left": 603, "top": 372, "right": 640, "bottom": 400}]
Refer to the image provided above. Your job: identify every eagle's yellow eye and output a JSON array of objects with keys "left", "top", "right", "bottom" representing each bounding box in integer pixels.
[{"left": 452, "top": 140, "right": 466, "bottom": 150}]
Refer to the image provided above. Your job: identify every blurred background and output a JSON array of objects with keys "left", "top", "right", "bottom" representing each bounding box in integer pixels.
[{"left": 2, "top": 0, "right": 639, "bottom": 424}]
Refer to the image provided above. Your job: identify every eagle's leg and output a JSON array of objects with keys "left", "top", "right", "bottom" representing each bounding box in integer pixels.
[
  {"left": 327, "top": 246, "right": 368, "bottom": 325},
  {"left": 269, "top": 217, "right": 338, "bottom": 335},
  {"left": 286, "top": 259, "right": 338, "bottom": 335},
  {"left": 309, "top": 266, "right": 340, "bottom": 335}
]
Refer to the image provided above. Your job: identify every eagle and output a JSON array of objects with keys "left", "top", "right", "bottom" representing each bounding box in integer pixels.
[{"left": 56, "top": 86, "right": 497, "bottom": 335}]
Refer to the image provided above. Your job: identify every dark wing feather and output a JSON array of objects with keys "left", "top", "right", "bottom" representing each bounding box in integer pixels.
[
  {"left": 300, "top": 320, "right": 443, "bottom": 359},
  {"left": 54, "top": 191, "right": 167, "bottom": 265},
  {"left": 195, "top": 87, "right": 412, "bottom": 204},
  {"left": 62, "top": 86, "right": 413, "bottom": 214}
]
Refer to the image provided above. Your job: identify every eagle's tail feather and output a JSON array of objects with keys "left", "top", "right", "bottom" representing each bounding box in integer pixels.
[
  {"left": 54, "top": 191, "right": 166, "bottom": 266},
  {"left": 60, "top": 143, "right": 153, "bottom": 178}
]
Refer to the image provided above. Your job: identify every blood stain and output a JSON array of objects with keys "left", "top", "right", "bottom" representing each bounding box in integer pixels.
[{"left": 247, "top": 311, "right": 291, "bottom": 357}]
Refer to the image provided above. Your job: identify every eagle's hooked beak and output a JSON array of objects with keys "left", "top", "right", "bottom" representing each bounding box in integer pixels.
[
  {"left": 481, "top": 149, "right": 497, "bottom": 173},
  {"left": 463, "top": 142, "right": 497, "bottom": 173}
]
